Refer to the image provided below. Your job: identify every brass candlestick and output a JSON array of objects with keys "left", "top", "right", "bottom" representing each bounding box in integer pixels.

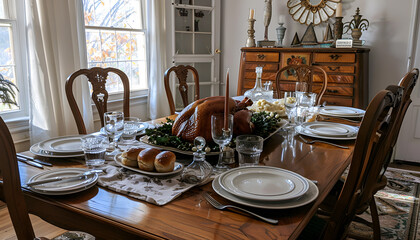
[{"left": 246, "top": 19, "right": 256, "bottom": 47}]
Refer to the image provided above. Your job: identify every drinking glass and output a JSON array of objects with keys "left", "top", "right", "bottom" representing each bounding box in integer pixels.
[
  {"left": 104, "top": 111, "right": 124, "bottom": 150},
  {"left": 81, "top": 135, "right": 107, "bottom": 168},
  {"left": 121, "top": 117, "right": 140, "bottom": 144},
  {"left": 296, "top": 93, "right": 317, "bottom": 125},
  {"left": 284, "top": 92, "right": 297, "bottom": 124},
  {"left": 236, "top": 135, "right": 263, "bottom": 167},
  {"left": 211, "top": 113, "right": 233, "bottom": 172},
  {"left": 295, "top": 81, "right": 308, "bottom": 93}
]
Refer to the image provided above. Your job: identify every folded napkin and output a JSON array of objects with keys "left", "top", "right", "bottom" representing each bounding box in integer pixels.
[{"left": 97, "top": 160, "right": 199, "bottom": 206}]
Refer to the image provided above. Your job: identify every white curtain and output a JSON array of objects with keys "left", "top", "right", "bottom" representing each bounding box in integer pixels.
[
  {"left": 146, "top": 0, "right": 170, "bottom": 119},
  {"left": 26, "top": 0, "right": 93, "bottom": 143}
]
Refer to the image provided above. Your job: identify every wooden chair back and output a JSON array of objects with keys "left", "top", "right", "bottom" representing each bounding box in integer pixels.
[
  {"left": 323, "top": 89, "right": 399, "bottom": 239},
  {"left": 0, "top": 116, "right": 36, "bottom": 239},
  {"left": 164, "top": 65, "right": 200, "bottom": 115},
  {"left": 66, "top": 67, "right": 130, "bottom": 134},
  {"left": 275, "top": 64, "right": 327, "bottom": 105}
]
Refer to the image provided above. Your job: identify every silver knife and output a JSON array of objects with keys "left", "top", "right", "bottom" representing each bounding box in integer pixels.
[
  {"left": 17, "top": 156, "right": 43, "bottom": 169},
  {"left": 17, "top": 153, "right": 53, "bottom": 167},
  {"left": 26, "top": 170, "right": 103, "bottom": 187}
]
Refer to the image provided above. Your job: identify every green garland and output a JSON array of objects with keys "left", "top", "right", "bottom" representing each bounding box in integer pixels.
[{"left": 145, "top": 112, "right": 283, "bottom": 152}]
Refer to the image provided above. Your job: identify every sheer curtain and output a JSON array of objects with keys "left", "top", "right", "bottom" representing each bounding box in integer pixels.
[
  {"left": 146, "top": 0, "right": 170, "bottom": 119},
  {"left": 25, "top": 0, "right": 93, "bottom": 143}
]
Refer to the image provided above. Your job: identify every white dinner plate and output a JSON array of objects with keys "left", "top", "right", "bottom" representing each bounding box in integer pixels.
[
  {"left": 30, "top": 143, "right": 85, "bottom": 158},
  {"left": 27, "top": 168, "right": 98, "bottom": 195},
  {"left": 296, "top": 124, "right": 358, "bottom": 140},
  {"left": 37, "top": 135, "right": 84, "bottom": 154},
  {"left": 218, "top": 166, "right": 309, "bottom": 201},
  {"left": 319, "top": 106, "right": 365, "bottom": 117},
  {"left": 114, "top": 153, "right": 184, "bottom": 176},
  {"left": 301, "top": 122, "right": 358, "bottom": 137},
  {"left": 212, "top": 176, "right": 319, "bottom": 209},
  {"left": 100, "top": 122, "right": 149, "bottom": 136}
]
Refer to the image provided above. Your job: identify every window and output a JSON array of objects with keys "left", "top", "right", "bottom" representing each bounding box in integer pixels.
[
  {"left": 0, "top": 0, "right": 28, "bottom": 119},
  {"left": 83, "top": 0, "right": 148, "bottom": 94}
]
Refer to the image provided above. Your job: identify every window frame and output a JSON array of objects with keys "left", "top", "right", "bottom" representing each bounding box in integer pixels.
[
  {"left": 0, "top": 0, "right": 29, "bottom": 121},
  {"left": 82, "top": 0, "right": 149, "bottom": 101}
]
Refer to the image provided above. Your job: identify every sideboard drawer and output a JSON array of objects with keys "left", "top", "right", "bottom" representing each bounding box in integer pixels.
[
  {"left": 313, "top": 85, "right": 353, "bottom": 97},
  {"left": 245, "top": 52, "right": 279, "bottom": 62},
  {"left": 245, "top": 63, "right": 279, "bottom": 71},
  {"left": 321, "top": 96, "right": 353, "bottom": 107},
  {"left": 313, "top": 74, "right": 354, "bottom": 84},
  {"left": 314, "top": 53, "right": 355, "bottom": 63},
  {"left": 319, "top": 65, "right": 355, "bottom": 74}
]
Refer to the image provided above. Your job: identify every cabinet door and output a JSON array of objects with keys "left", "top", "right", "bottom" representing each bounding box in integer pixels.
[{"left": 171, "top": 0, "right": 220, "bottom": 111}]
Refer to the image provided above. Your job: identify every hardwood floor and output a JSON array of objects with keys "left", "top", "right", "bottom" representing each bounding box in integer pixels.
[
  {"left": 0, "top": 201, "right": 67, "bottom": 240},
  {"left": 1, "top": 161, "right": 419, "bottom": 239}
]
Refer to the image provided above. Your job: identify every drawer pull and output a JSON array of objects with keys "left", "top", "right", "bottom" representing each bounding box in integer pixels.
[
  {"left": 327, "top": 66, "right": 340, "bottom": 71},
  {"left": 329, "top": 54, "right": 342, "bottom": 60},
  {"left": 326, "top": 89, "right": 339, "bottom": 93},
  {"left": 257, "top": 54, "right": 266, "bottom": 60}
]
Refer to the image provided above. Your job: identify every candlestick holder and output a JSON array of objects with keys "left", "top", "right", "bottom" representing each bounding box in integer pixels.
[
  {"left": 246, "top": 19, "right": 256, "bottom": 47},
  {"left": 276, "top": 23, "right": 286, "bottom": 47},
  {"left": 333, "top": 17, "right": 343, "bottom": 40}
]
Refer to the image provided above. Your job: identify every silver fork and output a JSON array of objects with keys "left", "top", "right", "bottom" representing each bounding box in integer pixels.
[
  {"left": 202, "top": 192, "right": 278, "bottom": 224},
  {"left": 299, "top": 135, "right": 349, "bottom": 149}
]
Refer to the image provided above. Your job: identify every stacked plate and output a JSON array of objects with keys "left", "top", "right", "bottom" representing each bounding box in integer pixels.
[
  {"left": 296, "top": 122, "right": 359, "bottom": 140},
  {"left": 319, "top": 106, "right": 365, "bottom": 118},
  {"left": 30, "top": 135, "right": 85, "bottom": 158},
  {"left": 100, "top": 122, "right": 149, "bottom": 136},
  {"left": 212, "top": 166, "right": 319, "bottom": 209},
  {"left": 26, "top": 168, "right": 98, "bottom": 195}
]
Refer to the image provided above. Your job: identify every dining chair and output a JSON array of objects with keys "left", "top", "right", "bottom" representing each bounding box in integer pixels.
[
  {"left": 0, "top": 117, "right": 94, "bottom": 240},
  {"left": 164, "top": 65, "right": 200, "bottom": 115},
  {"left": 316, "top": 69, "right": 419, "bottom": 240},
  {"left": 275, "top": 64, "right": 327, "bottom": 105},
  {"left": 299, "top": 88, "right": 399, "bottom": 240},
  {"left": 66, "top": 67, "right": 130, "bottom": 134}
]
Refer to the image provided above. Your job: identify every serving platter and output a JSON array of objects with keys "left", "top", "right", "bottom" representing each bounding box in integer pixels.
[
  {"left": 114, "top": 153, "right": 184, "bottom": 176},
  {"left": 140, "top": 119, "right": 287, "bottom": 156}
]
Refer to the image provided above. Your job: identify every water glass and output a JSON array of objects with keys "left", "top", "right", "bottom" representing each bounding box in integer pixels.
[
  {"left": 81, "top": 135, "right": 107, "bottom": 167},
  {"left": 236, "top": 135, "right": 264, "bottom": 167},
  {"left": 104, "top": 111, "right": 124, "bottom": 149},
  {"left": 284, "top": 92, "right": 297, "bottom": 124},
  {"left": 121, "top": 117, "right": 140, "bottom": 144},
  {"left": 296, "top": 92, "right": 317, "bottom": 125},
  {"left": 211, "top": 113, "right": 233, "bottom": 172}
]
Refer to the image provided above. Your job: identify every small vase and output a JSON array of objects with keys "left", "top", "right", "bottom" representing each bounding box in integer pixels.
[{"left": 351, "top": 28, "right": 362, "bottom": 40}]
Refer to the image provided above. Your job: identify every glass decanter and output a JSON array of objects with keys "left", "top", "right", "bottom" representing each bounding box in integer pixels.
[
  {"left": 244, "top": 67, "right": 273, "bottom": 101},
  {"left": 181, "top": 137, "right": 213, "bottom": 184}
]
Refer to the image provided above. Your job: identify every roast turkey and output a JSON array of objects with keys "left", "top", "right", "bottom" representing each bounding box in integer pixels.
[{"left": 172, "top": 96, "right": 254, "bottom": 142}]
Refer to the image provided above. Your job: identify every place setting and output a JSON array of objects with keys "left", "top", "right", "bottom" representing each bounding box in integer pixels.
[{"left": 30, "top": 135, "right": 85, "bottom": 158}]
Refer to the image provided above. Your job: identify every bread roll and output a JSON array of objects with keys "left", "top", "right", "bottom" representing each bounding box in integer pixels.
[
  {"left": 138, "top": 148, "right": 161, "bottom": 171},
  {"left": 154, "top": 151, "right": 176, "bottom": 173},
  {"left": 122, "top": 147, "right": 145, "bottom": 160},
  {"left": 121, "top": 147, "right": 145, "bottom": 167}
]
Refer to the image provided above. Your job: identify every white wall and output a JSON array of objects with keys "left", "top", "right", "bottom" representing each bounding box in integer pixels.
[{"left": 220, "top": 0, "right": 417, "bottom": 100}]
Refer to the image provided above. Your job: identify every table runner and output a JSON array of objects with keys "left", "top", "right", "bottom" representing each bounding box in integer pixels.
[{"left": 97, "top": 142, "right": 200, "bottom": 206}]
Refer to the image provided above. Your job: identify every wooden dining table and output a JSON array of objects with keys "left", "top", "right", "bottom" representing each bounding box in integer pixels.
[{"left": 1, "top": 116, "right": 355, "bottom": 240}]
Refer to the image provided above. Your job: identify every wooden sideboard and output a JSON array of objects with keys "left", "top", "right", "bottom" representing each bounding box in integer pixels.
[{"left": 237, "top": 47, "right": 370, "bottom": 108}]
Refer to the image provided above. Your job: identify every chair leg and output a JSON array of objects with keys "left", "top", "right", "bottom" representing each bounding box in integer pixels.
[{"left": 369, "top": 198, "right": 381, "bottom": 240}]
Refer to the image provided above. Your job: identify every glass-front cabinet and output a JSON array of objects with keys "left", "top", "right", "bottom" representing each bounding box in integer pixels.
[{"left": 170, "top": 0, "right": 220, "bottom": 111}]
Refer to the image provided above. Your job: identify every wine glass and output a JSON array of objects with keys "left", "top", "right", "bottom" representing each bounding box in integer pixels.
[
  {"left": 284, "top": 92, "right": 297, "bottom": 125},
  {"left": 295, "top": 81, "right": 308, "bottom": 93},
  {"left": 211, "top": 113, "right": 233, "bottom": 172},
  {"left": 104, "top": 111, "right": 124, "bottom": 151}
]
